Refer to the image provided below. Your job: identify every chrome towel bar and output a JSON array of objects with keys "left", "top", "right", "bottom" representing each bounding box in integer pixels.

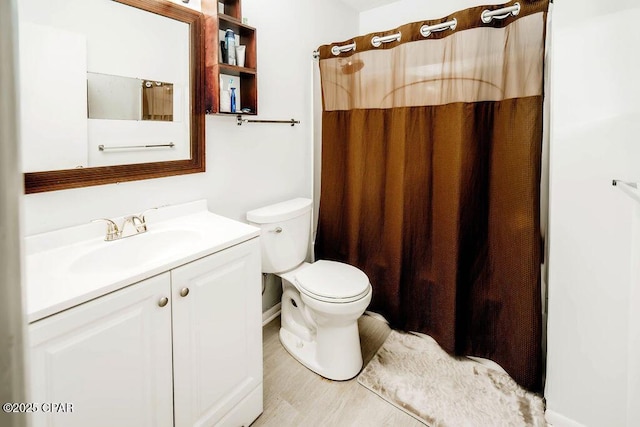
[
  {"left": 98, "top": 143, "right": 175, "bottom": 151},
  {"left": 236, "top": 115, "right": 300, "bottom": 126}
]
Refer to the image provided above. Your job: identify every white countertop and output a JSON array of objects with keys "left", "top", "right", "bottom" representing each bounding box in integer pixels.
[{"left": 24, "top": 200, "right": 260, "bottom": 323}]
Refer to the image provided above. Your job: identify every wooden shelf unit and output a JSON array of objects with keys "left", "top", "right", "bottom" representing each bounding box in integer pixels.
[{"left": 202, "top": 0, "right": 257, "bottom": 115}]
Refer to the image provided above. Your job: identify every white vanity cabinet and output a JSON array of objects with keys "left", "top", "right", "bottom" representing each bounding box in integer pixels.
[
  {"left": 28, "top": 237, "right": 263, "bottom": 427},
  {"left": 29, "top": 272, "right": 174, "bottom": 427},
  {"left": 172, "top": 238, "right": 263, "bottom": 427}
]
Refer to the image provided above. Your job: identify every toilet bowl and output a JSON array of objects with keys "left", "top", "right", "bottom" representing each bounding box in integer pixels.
[
  {"left": 247, "top": 198, "right": 372, "bottom": 380},
  {"left": 279, "top": 261, "right": 372, "bottom": 380}
]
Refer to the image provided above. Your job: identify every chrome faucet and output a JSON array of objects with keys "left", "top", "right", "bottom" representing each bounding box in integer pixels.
[
  {"left": 92, "top": 214, "right": 148, "bottom": 241},
  {"left": 92, "top": 206, "right": 164, "bottom": 241}
]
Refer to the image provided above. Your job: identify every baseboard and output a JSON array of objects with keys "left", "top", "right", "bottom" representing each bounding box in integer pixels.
[
  {"left": 262, "top": 303, "right": 281, "bottom": 326},
  {"left": 545, "top": 409, "right": 586, "bottom": 427}
]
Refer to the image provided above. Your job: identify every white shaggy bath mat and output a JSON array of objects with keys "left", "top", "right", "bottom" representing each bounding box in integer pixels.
[{"left": 357, "top": 330, "right": 546, "bottom": 426}]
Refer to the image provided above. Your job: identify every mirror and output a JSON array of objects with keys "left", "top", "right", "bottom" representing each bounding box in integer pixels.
[
  {"left": 87, "top": 73, "right": 176, "bottom": 122},
  {"left": 20, "top": 0, "right": 204, "bottom": 194}
]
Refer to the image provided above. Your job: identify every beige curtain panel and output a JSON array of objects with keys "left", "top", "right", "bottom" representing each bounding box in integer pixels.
[
  {"left": 315, "top": 0, "right": 550, "bottom": 392},
  {"left": 318, "top": 2, "right": 546, "bottom": 110}
]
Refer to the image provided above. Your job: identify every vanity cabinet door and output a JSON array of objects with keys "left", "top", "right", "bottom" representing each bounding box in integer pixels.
[
  {"left": 28, "top": 273, "right": 174, "bottom": 427},
  {"left": 171, "top": 238, "right": 263, "bottom": 427}
]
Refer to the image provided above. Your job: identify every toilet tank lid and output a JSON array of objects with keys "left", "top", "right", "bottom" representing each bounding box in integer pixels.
[{"left": 247, "top": 198, "right": 312, "bottom": 223}]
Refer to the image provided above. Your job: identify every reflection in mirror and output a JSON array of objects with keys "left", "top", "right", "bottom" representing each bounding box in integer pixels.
[
  {"left": 142, "top": 80, "right": 174, "bottom": 121},
  {"left": 87, "top": 73, "right": 175, "bottom": 122},
  {"left": 20, "top": 0, "right": 204, "bottom": 193}
]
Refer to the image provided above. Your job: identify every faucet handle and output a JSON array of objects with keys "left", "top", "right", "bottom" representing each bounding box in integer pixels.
[
  {"left": 138, "top": 205, "right": 170, "bottom": 225},
  {"left": 127, "top": 215, "right": 147, "bottom": 233},
  {"left": 91, "top": 218, "right": 120, "bottom": 241},
  {"left": 138, "top": 205, "right": 169, "bottom": 222}
]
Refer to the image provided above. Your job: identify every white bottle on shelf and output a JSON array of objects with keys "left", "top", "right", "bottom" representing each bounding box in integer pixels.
[{"left": 220, "top": 76, "right": 231, "bottom": 112}]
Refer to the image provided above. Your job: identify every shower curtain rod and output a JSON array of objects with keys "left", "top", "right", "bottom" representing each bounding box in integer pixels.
[
  {"left": 371, "top": 32, "right": 401, "bottom": 47},
  {"left": 481, "top": 2, "right": 520, "bottom": 23},
  {"left": 330, "top": 42, "right": 356, "bottom": 56},
  {"left": 420, "top": 19, "right": 457, "bottom": 37},
  {"left": 312, "top": 2, "right": 527, "bottom": 59}
]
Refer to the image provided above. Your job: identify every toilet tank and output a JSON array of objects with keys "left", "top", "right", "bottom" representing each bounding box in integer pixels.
[{"left": 246, "top": 198, "right": 313, "bottom": 273}]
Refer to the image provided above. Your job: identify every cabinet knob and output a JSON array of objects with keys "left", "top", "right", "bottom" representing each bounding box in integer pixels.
[
  {"left": 179, "top": 287, "right": 190, "bottom": 297},
  {"left": 158, "top": 297, "right": 169, "bottom": 307}
]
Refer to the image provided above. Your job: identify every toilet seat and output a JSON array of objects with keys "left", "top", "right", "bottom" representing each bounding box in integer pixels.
[{"left": 294, "top": 260, "right": 371, "bottom": 303}]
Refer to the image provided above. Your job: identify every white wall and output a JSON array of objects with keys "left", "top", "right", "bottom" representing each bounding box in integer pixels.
[
  {"left": 546, "top": 1, "right": 640, "bottom": 426},
  {"left": 629, "top": 207, "right": 640, "bottom": 426},
  {"left": 0, "top": 1, "right": 28, "bottom": 426},
  {"left": 20, "top": 0, "right": 358, "bottom": 311}
]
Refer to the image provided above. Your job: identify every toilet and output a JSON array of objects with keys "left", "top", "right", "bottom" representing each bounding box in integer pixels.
[{"left": 247, "top": 198, "right": 372, "bottom": 380}]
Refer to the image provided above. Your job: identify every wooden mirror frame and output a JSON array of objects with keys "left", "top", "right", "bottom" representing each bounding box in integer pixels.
[{"left": 24, "top": 0, "right": 205, "bottom": 194}]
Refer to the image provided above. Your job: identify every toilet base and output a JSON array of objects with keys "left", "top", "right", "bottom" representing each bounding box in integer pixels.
[
  {"left": 279, "top": 328, "right": 323, "bottom": 377},
  {"left": 279, "top": 321, "right": 363, "bottom": 381},
  {"left": 277, "top": 263, "right": 370, "bottom": 381}
]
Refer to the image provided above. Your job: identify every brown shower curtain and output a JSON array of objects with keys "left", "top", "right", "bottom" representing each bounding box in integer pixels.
[{"left": 315, "top": 0, "right": 549, "bottom": 391}]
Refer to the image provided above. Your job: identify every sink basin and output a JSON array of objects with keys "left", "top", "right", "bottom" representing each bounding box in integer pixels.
[
  {"left": 25, "top": 200, "right": 262, "bottom": 323},
  {"left": 69, "top": 229, "right": 202, "bottom": 275}
]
